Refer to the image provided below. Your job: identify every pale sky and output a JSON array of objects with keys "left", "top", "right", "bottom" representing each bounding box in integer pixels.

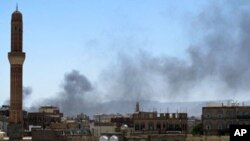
[{"left": 2, "top": 0, "right": 249, "bottom": 110}]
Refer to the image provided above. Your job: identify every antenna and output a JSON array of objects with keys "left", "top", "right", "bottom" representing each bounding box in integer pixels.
[{"left": 16, "top": 3, "right": 18, "bottom": 11}]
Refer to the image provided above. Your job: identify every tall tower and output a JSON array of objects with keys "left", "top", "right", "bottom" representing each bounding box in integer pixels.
[{"left": 8, "top": 6, "right": 25, "bottom": 140}]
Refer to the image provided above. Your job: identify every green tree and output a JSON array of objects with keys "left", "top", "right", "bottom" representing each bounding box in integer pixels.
[{"left": 192, "top": 123, "right": 203, "bottom": 136}]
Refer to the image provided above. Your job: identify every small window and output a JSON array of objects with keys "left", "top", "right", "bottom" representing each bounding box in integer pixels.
[
  {"left": 163, "top": 123, "right": 166, "bottom": 129},
  {"left": 227, "top": 122, "right": 232, "bottom": 128},
  {"left": 135, "top": 123, "right": 140, "bottom": 131},
  {"left": 218, "top": 113, "right": 223, "bottom": 118},
  {"left": 206, "top": 124, "right": 211, "bottom": 130},
  {"left": 205, "top": 113, "right": 211, "bottom": 118},
  {"left": 141, "top": 123, "right": 145, "bottom": 130},
  {"left": 218, "top": 124, "right": 223, "bottom": 129},
  {"left": 157, "top": 123, "right": 161, "bottom": 129},
  {"left": 148, "top": 122, "right": 154, "bottom": 130}
]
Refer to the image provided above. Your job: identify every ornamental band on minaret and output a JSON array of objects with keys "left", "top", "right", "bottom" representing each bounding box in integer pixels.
[{"left": 8, "top": 6, "right": 25, "bottom": 140}]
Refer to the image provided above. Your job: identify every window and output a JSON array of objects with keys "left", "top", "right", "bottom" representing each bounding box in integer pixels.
[
  {"left": 148, "top": 122, "right": 154, "bottom": 130},
  {"left": 205, "top": 113, "right": 211, "bottom": 118},
  {"left": 135, "top": 123, "right": 140, "bottom": 131},
  {"left": 218, "top": 113, "right": 223, "bottom": 118},
  {"left": 227, "top": 122, "right": 232, "bottom": 129},
  {"left": 141, "top": 123, "right": 145, "bottom": 130},
  {"left": 217, "top": 110, "right": 223, "bottom": 118},
  {"left": 175, "top": 124, "right": 181, "bottom": 130},
  {"left": 205, "top": 122, "right": 212, "bottom": 130},
  {"left": 226, "top": 111, "right": 232, "bottom": 118},
  {"left": 163, "top": 123, "right": 166, "bottom": 129},
  {"left": 168, "top": 124, "right": 174, "bottom": 131},
  {"left": 217, "top": 123, "right": 223, "bottom": 129},
  {"left": 157, "top": 123, "right": 161, "bottom": 129}
]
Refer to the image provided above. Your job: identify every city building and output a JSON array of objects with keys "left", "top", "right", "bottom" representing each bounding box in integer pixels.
[
  {"left": 31, "top": 129, "right": 97, "bottom": 141},
  {"left": 39, "top": 106, "right": 60, "bottom": 114},
  {"left": 90, "top": 122, "right": 116, "bottom": 137},
  {"left": 0, "top": 105, "right": 10, "bottom": 117},
  {"left": 27, "top": 106, "right": 63, "bottom": 129},
  {"left": 93, "top": 113, "right": 123, "bottom": 123},
  {"left": 202, "top": 103, "right": 250, "bottom": 135},
  {"left": 0, "top": 105, "right": 28, "bottom": 132},
  {"left": 0, "top": 115, "right": 8, "bottom": 132},
  {"left": 0, "top": 105, "right": 9, "bottom": 132},
  {"left": 132, "top": 111, "right": 188, "bottom": 134},
  {"left": 111, "top": 116, "right": 133, "bottom": 132}
]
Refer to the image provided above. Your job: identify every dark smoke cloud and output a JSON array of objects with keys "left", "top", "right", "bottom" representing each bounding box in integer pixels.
[
  {"left": 23, "top": 86, "right": 32, "bottom": 99},
  {"left": 101, "top": 1, "right": 250, "bottom": 102},
  {"left": 32, "top": 70, "right": 95, "bottom": 115},
  {"left": 4, "top": 86, "right": 33, "bottom": 105},
  {"left": 29, "top": 1, "right": 250, "bottom": 115}
]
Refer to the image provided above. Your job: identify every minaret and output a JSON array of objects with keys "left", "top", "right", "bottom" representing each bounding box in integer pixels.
[{"left": 7, "top": 6, "right": 25, "bottom": 140}]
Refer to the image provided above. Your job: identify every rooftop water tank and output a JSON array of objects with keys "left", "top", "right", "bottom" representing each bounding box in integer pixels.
[
  {"left": 110, "top": 135, "right": 119, "bottom": 141},
  {"left": 99, "top": 135, "right": 108, "bottom": 141}
]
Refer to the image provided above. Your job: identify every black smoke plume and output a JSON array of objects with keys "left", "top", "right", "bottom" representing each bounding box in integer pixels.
[
  {"left": 4, "top": 86, "right": 33, "bottom": 105},
  {"left": 102, "top": 1, "right": 250, "bottom": 102},
  {"left": 33, "top": 70, "right": 95, "bottom": 115},
  {"left": 29, "top": 1, "right": 250, "bottom": 116},
  {"left": 23, "top": 86, "right": 32, "bottom": 99}
]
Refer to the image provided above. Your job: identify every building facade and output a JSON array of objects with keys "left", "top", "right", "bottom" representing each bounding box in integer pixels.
[
  {"left": 28, "top": 106, "right": 63, "bottom": 129},
  {"left": 93, "top": 113, "right": 122, "bottom": 123},
  {"left": 202, "top": 105, "right": 250, "bottom": 135},
  {"left": 132, "top": 111, "right": 188, "bottom": 134}
]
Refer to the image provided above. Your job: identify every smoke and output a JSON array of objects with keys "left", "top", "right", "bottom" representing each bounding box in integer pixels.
[
  {"left": 3, "top": 86, "right": 33, "bottom": 105},
  {"left": 32, "top": 70, "right": 95, "bottom": 115},
  {"left": 100, "top": 1, "right": 250, "bottom": 102},
  {"left": 23, "top": 86, "right": 32, "bottom": 99},
  {"left": 29, "top": 1, "right": 250, "bottom": 115}
]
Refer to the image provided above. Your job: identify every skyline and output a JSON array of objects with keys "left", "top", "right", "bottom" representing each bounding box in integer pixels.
[{"left": 1, "top": 0, "right": 250, "bottom": 115}]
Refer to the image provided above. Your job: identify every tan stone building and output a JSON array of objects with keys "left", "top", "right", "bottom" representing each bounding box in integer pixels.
[
  {"left": 202, "top": 104, "right": 250, "bottom": 135},
  {"left": 132, "top": 111, "right": 188, "bottom": 134},
  {"left": 90, "top": 122, "right": 116, "bottom": 137},
  {"left": 27, "top": 106, "right": 63, "bottom": 129}
]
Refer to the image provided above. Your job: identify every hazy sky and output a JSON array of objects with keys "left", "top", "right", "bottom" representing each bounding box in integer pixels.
[{"left": 1, "top": 0, "right": 250, "bottom": 113}]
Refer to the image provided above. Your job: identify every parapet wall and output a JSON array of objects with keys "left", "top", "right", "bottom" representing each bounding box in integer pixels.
[{"left": 186, "top": 135, "right": 229, "bottom": 141}]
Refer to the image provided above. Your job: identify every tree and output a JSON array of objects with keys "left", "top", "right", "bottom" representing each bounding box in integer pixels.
[{"left": 192, "top": 123, "right": 203, "bottom": 136}]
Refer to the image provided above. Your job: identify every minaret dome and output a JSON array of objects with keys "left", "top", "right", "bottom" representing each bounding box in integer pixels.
[{"left": 11, "top": 9, "right": 22, "bottom": 22}]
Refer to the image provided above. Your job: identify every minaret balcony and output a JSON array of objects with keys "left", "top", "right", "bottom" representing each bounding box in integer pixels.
[{"left": 8, "top": 52, "right": 25, "bottom": 65}]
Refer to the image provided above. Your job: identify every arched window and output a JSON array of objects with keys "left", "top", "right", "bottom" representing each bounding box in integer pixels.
[
  {"left": 217, "top": 110, "right": 223, "bottom": 118},
  {"left": 205, "top": 122, "right": 212, "bottom": 130},
  {"left": 205, "top": 113, "right": 211, "bottom": 118},
  {"left": 217, "top": 123, "right": 223, "bottom": 130},
  {"left": 227, "top": 121, "right": 232, "bottom": 129}
]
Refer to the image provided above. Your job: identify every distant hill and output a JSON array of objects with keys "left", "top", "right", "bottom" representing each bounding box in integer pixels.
[
  {"left": 26, "top": 99, "right": 250, "bottom": 118},
  {"left": 83, "top": 99, "right": 250, "bottom": 117}
]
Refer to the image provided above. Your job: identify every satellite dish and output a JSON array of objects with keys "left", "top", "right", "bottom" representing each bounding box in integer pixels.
[
  {"left": 110, "top": 135, "right": 119, "bottom": 141},
  {"left": 99, "top": 135, "right": 108, "bottom": 141},
  {"left": 121, "top": 124, "right": 128, "bottom": 130}
]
